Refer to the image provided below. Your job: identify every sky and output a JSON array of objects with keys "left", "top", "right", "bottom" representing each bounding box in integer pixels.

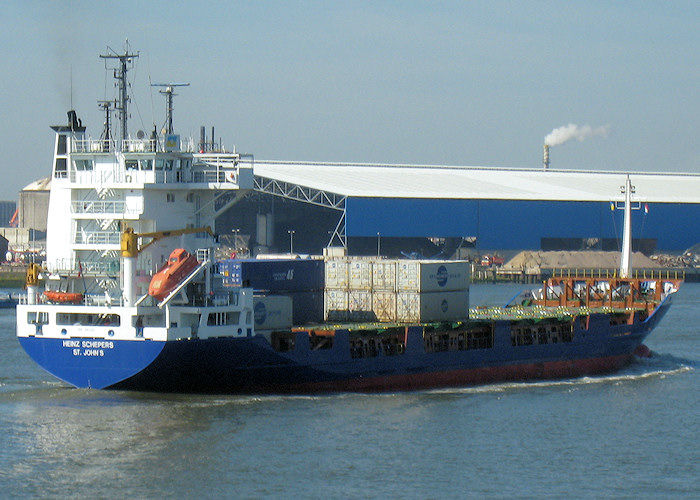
[{"left": 1, "top": 1, "right": 699, "bottom": 202}]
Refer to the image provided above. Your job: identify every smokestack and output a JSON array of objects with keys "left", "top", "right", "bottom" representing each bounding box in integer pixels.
[{"left": 543, "top": 144, "right": 550, "bottom": 170}]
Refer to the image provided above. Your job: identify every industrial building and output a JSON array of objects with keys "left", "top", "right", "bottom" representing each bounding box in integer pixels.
[
  {"left": 215, "top": 160, "right": 700, "bottom": 257},
  {"left": 18, "top": 177, "right": 50, "bottom": 232},
  {"left": 20, "top": 161, "right": 700, "bottom": 258}
]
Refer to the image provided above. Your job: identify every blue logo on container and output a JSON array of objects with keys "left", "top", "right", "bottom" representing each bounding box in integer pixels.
[
  {"left": 441, "top": 299, "right": 449, "bottom": 312},
  {"left": 254, "top": 301, "right": 267, "bottom": 325},
  {"left": 436, "top": 265, "right": 449, "bottom": 287}
]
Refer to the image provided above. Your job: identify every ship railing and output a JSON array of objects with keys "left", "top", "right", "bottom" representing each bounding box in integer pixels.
[
  {"left": 50, "top": 259, "right": 120, "bottom": 275},
  {"left": 71, "top": 200, "right": 127, "bottom": 215},
  {"left": 72, "top": 136, "right": 199, "bottom": 154},
  {"left": 196, "top": 248, "right": 211, "bottom": 263},
  {"left": 72, "top": 138, "right": 117, "bottom": 153},
  {"left": 147, "top": 168, "right": 241, "bottom": 185},
  {"left": 17, "top": 292, "right": 122, "bottom": 306},
  {"left": 122, "top": 139, "right": 158, "bottom": 153},
  {"left": 551, "top": 268, "right": 685, "bottom": 281},
  {"left": 84, "top": 293, "right": 123, "bottom": 307},
  {"left": 74, "top": 231, "right": 121, "bottom": 245},
  {"left": 192, "top": 169, "right": 238, "bottom": 183}
]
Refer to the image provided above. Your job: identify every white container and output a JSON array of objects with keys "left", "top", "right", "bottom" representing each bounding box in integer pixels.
[
  {"left": 325, "top": 259, "right": 349, "bottom": 289},
  {"left": 348, "top": 258, "right": 373, "bottom": 290},
  {"left": 324, "top": 289, "right": 349, "bottom": 321},
  {"left": 372, "top": 259, "right": 397, "bottom": 291},
  {"left": 372, "top": 291, "right": 397, "bottom": 323},
  {"left": 348, "top": 290, "right": 375, "bottom": 321},
  {"left": 396, "top": 261, "right": 471, "bottom": 293},
  {"left": 396, "top": 290, "right": 470, "bottom": 323},
  {"left": 253, "top": 295, "right": 293, "bottom": 330}
]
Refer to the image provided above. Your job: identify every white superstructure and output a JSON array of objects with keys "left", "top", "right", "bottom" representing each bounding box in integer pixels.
[{"left": 18, "top": 47, "right": 256, "bottom": 347}]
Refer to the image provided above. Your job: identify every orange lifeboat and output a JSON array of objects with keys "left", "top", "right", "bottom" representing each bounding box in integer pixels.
[
  {"left": 43, "top": 290, "right": 84, "bottom": 304},
  {"left": 148, "top": 248, "right": 199, "bottom": 301}
]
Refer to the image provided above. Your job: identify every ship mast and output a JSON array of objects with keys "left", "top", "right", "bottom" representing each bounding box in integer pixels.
[
  {"left": 97, "top": 100, "right": 115, "bottom": 151},
  {"left": 151, "top": 83, "right": 190, "bottom": 134},
  {"left": 100, "top": 45, "right": 139, "bottom": 150},
  {"left": 619, "top": 175, "right": 635, "bottom": 278}
]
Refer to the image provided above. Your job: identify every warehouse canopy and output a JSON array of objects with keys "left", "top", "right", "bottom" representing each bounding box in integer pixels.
[{"left": 249, "top": 160, "right": 700, "bottom": 203}]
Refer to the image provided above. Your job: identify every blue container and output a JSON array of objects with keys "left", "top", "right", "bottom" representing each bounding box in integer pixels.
[
  {"left": 218, "top": 259, "right": 325, "bottom": 293},
  {"left": 284, "top": 290, "right": 324, "bottom": 325}
]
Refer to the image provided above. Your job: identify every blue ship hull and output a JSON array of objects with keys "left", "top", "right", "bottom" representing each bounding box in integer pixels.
[{"left": 18, "top": 298, "right": 673, "bottom": 394}]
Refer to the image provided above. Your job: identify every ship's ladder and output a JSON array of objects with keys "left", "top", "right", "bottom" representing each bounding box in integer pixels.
[
  {"left": 97, "top": 278, "right": 118, "bottom": 290},
  {"left": 98, "top": 218, "right": 118, "bottom": 231},
  {"left": 101, "top": 249, "right": 119, "bottom": 259},
  {"left": 97, "top": 187, "right": 115, "bottom": 199}
]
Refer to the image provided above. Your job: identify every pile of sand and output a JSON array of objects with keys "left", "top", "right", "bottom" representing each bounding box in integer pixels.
[{"left": 501, "top": 251, "right": 660, "bottom": 275}]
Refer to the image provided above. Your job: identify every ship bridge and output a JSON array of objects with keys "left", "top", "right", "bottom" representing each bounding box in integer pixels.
[{"left": 243, "top": 160, "right": 700, "bottom": 252}]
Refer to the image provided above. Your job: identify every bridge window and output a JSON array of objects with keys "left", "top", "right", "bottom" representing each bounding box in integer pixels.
[
  {"left": 206, "top": 311, "right": 240, "bottom": 326},
  {"left": 56, "top": 313, "right": 121, "bottom": 326},
  {"left": 166, "top": 193, "right": 175, "bottom": 203},
  {"left": 57, "top": 135, "right": 67, "bottom": 155},
  {"left": 74, "top": 159, "right": 93, "bottom": 171},
  {"left": 54, "top": 158, "right": 67, "bottom": 176},
  {"left": 27, "top": 311, "right": 49, "bottom": 325}
]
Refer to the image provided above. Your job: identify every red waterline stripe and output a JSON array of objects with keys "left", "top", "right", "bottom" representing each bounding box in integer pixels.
[{"left": 279, "top": 354, "right": 633, "bottom": 393}]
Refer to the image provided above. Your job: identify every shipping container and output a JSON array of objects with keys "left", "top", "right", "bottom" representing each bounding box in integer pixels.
[
  {"left": 324, "top": 289, "right": 349, "bottom": 322},
  {"left": 348, "top": 258, "right": 373, "bottom": 290},
  {"left": 348, "top": 290, "right": 375, "bottom": 322},
  {"left": 396, "top": 290, "right": 470, "bottom": 323},
  {"left": 253, "top": 295, "right": 293, "bottom": 330},
  {"left": 218, "top": 258, "right": 324, "bottom": 292},
  {"left": 324, "top": 259, "right": 349, "bottom": 289},
  {"left": 371, "top": 259, "right": 397, "bottom": 291},
  {"left": 285, "top": 290, "right": 324, "bottom": 325},
  {"left": 396, "top": 260, "right": 471, "bottom": 293},
  {"left": 372, "top": 291, "right": 397, "bottom": 322}
]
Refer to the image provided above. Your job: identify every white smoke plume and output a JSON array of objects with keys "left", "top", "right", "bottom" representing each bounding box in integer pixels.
[{"left": 544, "top": 123, "right": 610, "bottom": 147}]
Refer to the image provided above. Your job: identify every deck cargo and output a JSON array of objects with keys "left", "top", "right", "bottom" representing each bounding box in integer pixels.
[
  {"left": 324, "top": 289, "right": 349, "bottom": 321},
  {"left": 372, "top": 260, "right": 397, "bottom": 291},
  {"left": 324, "top": 259, "right": 349, "bottom": 289},
  {"left": 253, "top": 295, "right": 293, "bottom": 331},
  {"left": 219, "top": 258, "right": 324, "bottom": 292},
  {"left": 396, "top": 290, "right": 470, "bottom": 323},
  {"left": 348, "top": 258, "right": 373, "bottom": 290},
  {"left": 285, "top": 290, "right": 324, "bottom": 325},
  {"left": 396, "top": 260, "right": 471, "bottom": 292},
  {"left": 372, "top": 291, "right": 398, "bottom": 322}
]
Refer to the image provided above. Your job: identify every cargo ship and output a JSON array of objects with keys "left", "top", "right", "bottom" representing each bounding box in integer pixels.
[{"left": 16, "top": 49, "right": 680, "bottom": 393}]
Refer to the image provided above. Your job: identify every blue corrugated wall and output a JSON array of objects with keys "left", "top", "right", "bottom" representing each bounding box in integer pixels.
[{"left": 346, "top": 198, "right": 700, "bottom": 251}]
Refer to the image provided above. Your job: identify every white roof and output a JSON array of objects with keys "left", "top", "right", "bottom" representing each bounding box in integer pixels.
[
  {"left": 22, "top": 177, "right": 51, "bottom": 192},
  {"left": 251, "top": 161, "right": 700, "bottom": 203}
]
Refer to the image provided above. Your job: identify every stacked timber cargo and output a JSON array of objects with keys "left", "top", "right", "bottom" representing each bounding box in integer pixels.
[
  {"left": 324, "top": 258, "right": 470, "bottom": 323},
  {"left": 219, "top": 258, "right": 325, "bottom": 326}
]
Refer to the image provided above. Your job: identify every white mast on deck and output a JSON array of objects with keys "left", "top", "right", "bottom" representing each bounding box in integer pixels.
[
  {"left": 100, "top": 44, "right": 139, "bottom": 150},
  {"left": 619, "top": 175, "right": 636, "bottom": 278}
]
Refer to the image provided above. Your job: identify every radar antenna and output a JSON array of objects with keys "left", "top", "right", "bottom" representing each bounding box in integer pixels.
[
  {"left": 151, "top": 83, "right": 190, "bottom": 135},
  {"left": 100, "top": 44, "right": 139, "bottom": 150},
  {"left": 97, "top": 100, "right": 115, "bottom": 152}
]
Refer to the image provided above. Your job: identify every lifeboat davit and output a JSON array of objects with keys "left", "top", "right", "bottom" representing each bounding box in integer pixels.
[
  {"left": 148, "top": 248, "right": 199, "bottom": 301},
  {"left": 43, "top": 290, "right": 84, "bottom": 304}
]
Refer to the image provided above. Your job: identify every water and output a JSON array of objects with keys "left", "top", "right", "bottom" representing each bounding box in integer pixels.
[{"left": 1, "top": 284, "right": 698, "bottom": 499}]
